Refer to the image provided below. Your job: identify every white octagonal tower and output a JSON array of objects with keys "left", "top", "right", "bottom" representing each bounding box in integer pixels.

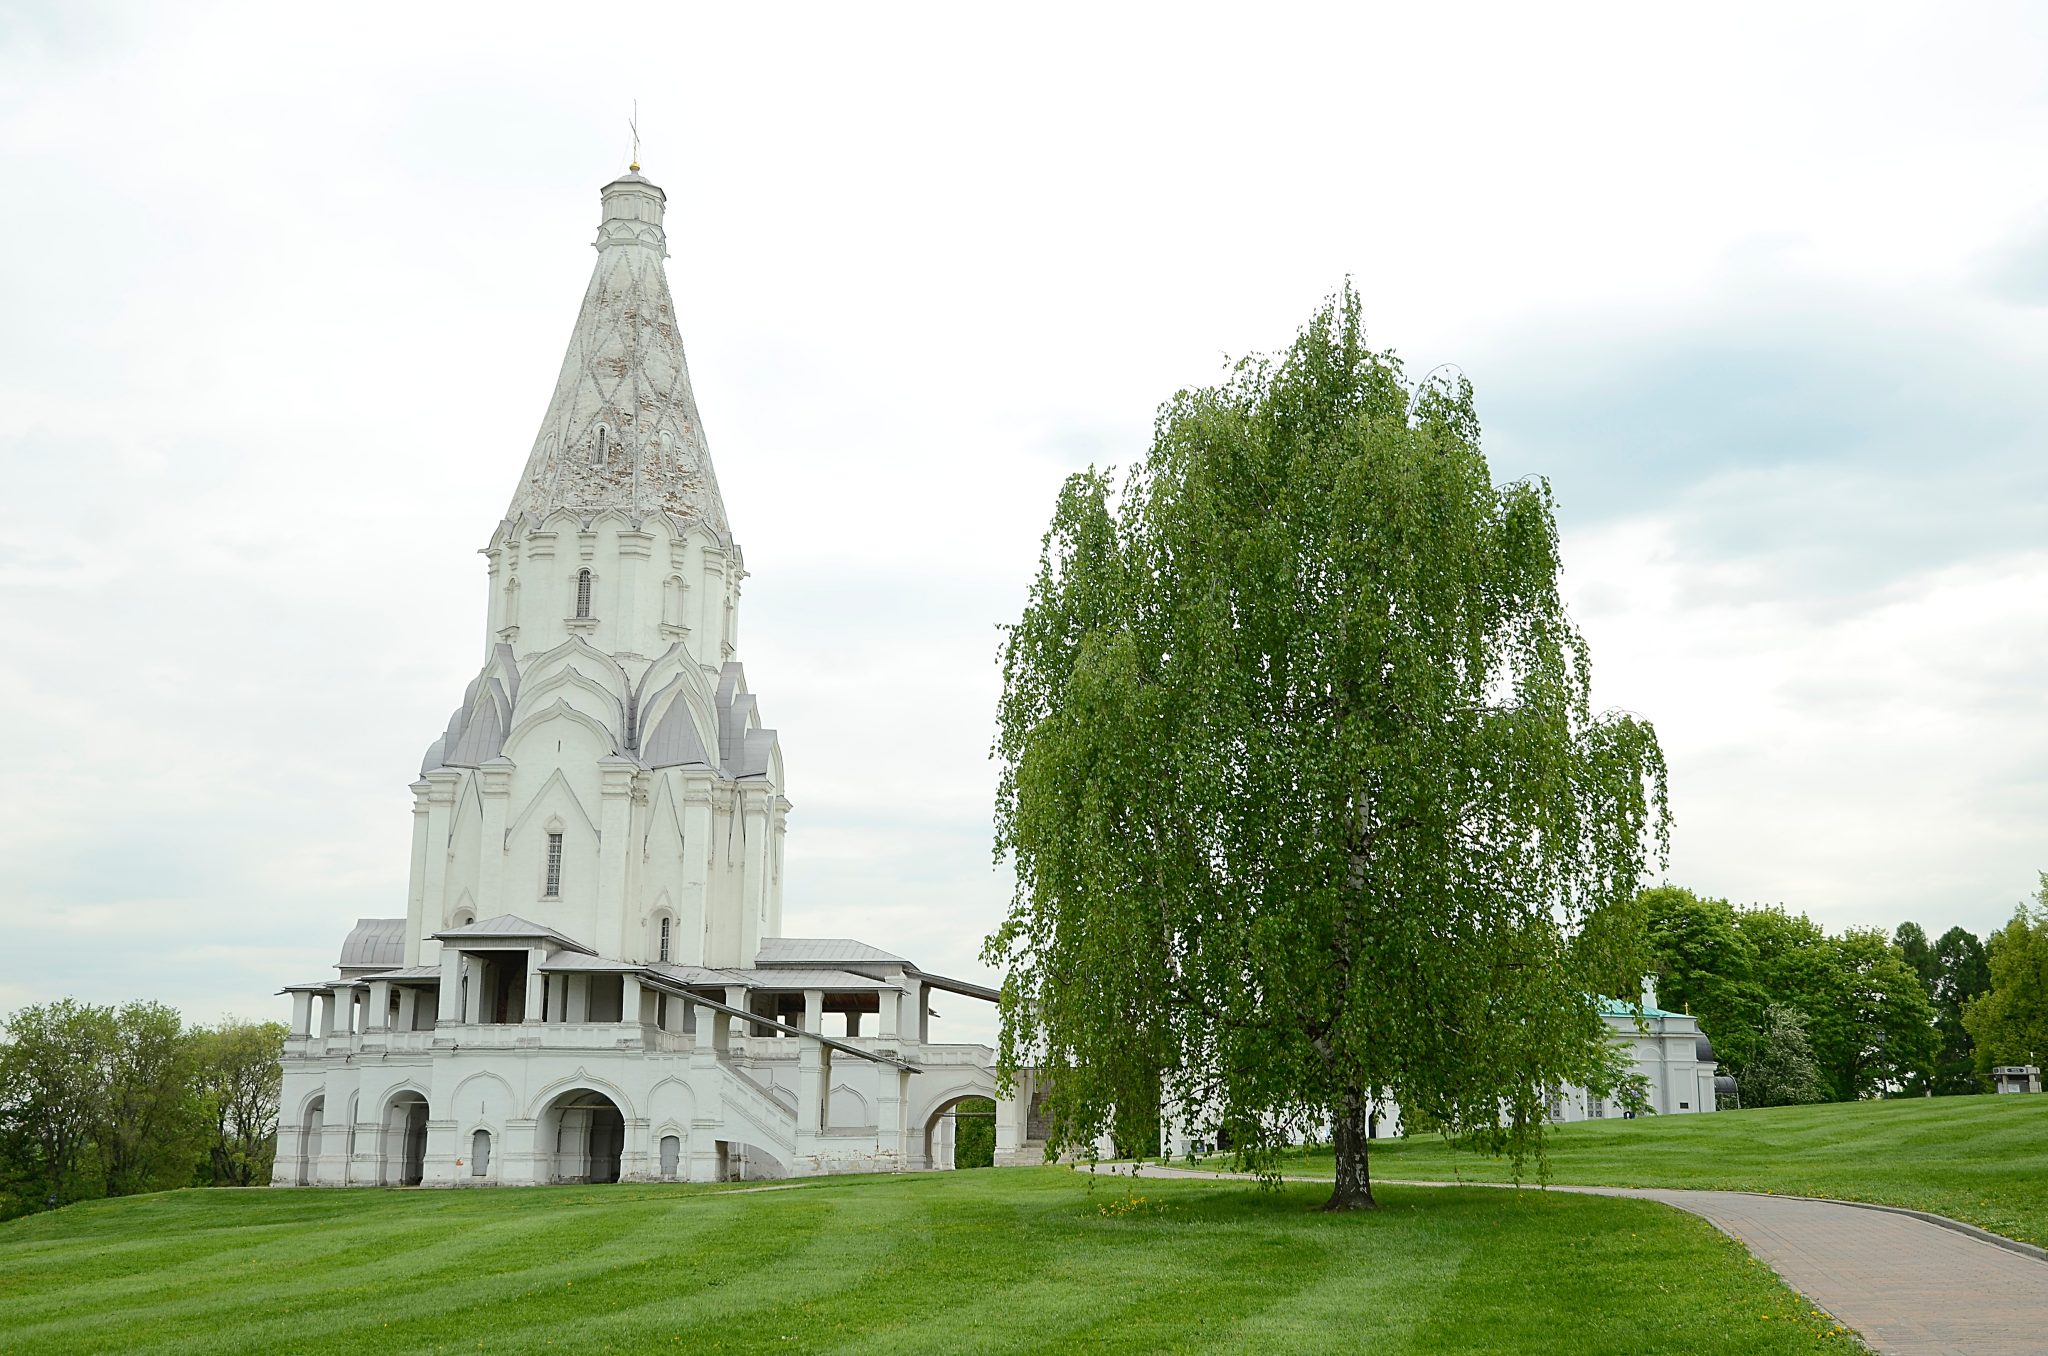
[{"left": 412, "top": 167, "right": 787, "bottom": 971}]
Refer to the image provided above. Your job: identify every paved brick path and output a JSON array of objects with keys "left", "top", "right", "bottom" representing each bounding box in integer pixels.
[{"left": 1145, "top": 1167, "right": 2048, "bottom": 1354}]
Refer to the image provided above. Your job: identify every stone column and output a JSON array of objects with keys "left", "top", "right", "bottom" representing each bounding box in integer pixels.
[
  {"left": 739, "top": 788, "right": 771, "bottom": 965},
  {"left": 723, "top": 985, "right": 749, "bottom": 1050},
  {"left": 396, "top": 986, "right": 419, "bottom": 1032},
  {"left": 462, "top": 957, "right": 484, "bottom": 1024},
  {"left": 796, "top": 988, "right": 825, "bottom": 1153},
  {"left": 877, "top": 1066, "right": 906, "bottom": 1167},
  {"left": 622, "top": 973, "right": 643, "bottom": 1027},
  {"left": 597, "top": 759, "right": 636, "bottom": 958},
  {"left": 902, "top": 978, "right": 928, "bottom": 1045},
  {"left": 366, "top": 980, "right": 393, "bottom": 1034},
  {"left": 478, "top": 761, "right": 513, "bottom": 914},
  {"left": 995, "top": 1090, "right": 1022, "bottom": 1163},
  {"left": 566, "top": 973, "right": 589, "bottom": 1023},
  {"left": 438, "top": 947, "right": 465, "bottom": 1023},
  {"left": 315, "top": 990, "right": 336, "bottom": 1039},
  {"left": 290, "top": 990, "right": 313, "bottom": 1038},
  {"left": 523, "top": 948, "right": 546, "bottom": 1023},
  {"left": 419, "top": 769, "right": 462, "bottom": 928}
]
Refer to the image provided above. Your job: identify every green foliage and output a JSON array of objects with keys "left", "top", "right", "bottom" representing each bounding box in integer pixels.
[
  {"left": 0, "top": 1173, "right": 1862, "bottom": 1355},
  {"left": 1893, "top": 922, "right": 1937, "bottom": 993},
  {"left": 1929, "top": 925, "right": 1990, "bottom": 1094},
  {"left": 1964, "top": 875, "right": 2048, "bottom": 1074},
  {"left": 189, "top": 1021, "right": 286, "bottom": 1188},
  {"left": 0, "top": 1002, "right": 280, "bottom": 1219},
  {"left": 951, "top": 1097, "right": 996, "bottom": 1170},
  {"left": 1740, "top": 1005, "right": 1829, "bottom": 1108},
  {"left": 987, "top": 286, "right": 1669, "bottom": 1208},
  {"left": 1822, "top": 928, "right": 1938, "bottom": 1099},
  {"left": 1642, "top": 887, "right": 1767, "bottom": 1069}
]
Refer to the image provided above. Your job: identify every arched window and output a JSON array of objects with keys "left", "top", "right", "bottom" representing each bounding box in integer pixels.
[
  {"left": 544, "top": 832, "right": 563, "bottom": 898},
  {"left": 658, "top": 916, "right": 671, "bottom": 963},
  {"left": 593, "top": 427, "right": 608, "bottom": 465},
  {"left": 575, "top": 569, "right": 592, "bottom": 619}
]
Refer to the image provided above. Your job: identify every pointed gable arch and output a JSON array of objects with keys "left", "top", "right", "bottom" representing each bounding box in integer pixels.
[
  {"left": 503, "top": 698, "right": 619, "bottom": 763},
  {"left": 517, "top": 666, "right": 627, "bottom": 743},
  {"left": 505, "top": 766, "right": 600, "bottom": 842},
  {"left": 520, "top": 636, "right": 631, "bottom": 706}
]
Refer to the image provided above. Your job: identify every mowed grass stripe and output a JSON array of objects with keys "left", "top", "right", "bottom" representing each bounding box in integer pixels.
[
  {"left": 2, "top": 1189, "right": 806, "bottom": 1352},
  {"left": 1244, "top": 1096, "right": 2048, "bottom": 1247},
  {"left": 0, "top": 1170, "right": 1862, "bottom": 1355}
]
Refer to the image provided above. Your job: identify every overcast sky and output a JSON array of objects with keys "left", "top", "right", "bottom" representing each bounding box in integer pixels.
[{"left": 3, "top": 2, "right": 2045, "bottom": 1044}]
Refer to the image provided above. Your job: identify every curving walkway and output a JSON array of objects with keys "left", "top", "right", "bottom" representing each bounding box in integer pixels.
[{"left": 1144, "top": 1166, "right": 2048, "bottom": 1354}]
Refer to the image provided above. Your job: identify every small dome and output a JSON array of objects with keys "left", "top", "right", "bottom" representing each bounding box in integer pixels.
[
  {"left": 1696, "top": 1033, "right": 1717, "bottom": 1064},
  {"left": 1714, "top": 1074, "right": 1738, "bottom": 1095}
]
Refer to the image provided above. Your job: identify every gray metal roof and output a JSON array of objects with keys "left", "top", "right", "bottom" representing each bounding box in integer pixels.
[
  {"left": 354, "top": 965, "right": 443, "bottom": 984},
  {"left": 756, "top": 937, "right": 906, "bottom": 967},
  {"left": 645, "top": 962, "right": 746, "bottom": 986},
  {"left": 737, "top": 967, "right": 901, "bottom": 991},
  {"left": 906, "top": 965, "right": 1001, "bottom": 1004},
  {"left": 431, "top": 913, "right": 595, "bottom": 955},
  {"left": 338, "top": 918, "right": 407, "bottom": 971},
  {"left": 1696, "top": 1034, "right": 1716, "bottom": 1064},
  {"left": 535, "top": 955, "right": 645, "bottom": 973}
]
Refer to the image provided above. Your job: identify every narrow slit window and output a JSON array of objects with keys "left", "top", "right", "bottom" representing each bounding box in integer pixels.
[
  {"left": 575, "top": 569, "right": 592, "bottom": 619},
  {"left": 658, "top": 917, "right": 671, "bottom": 963},
  {"left": 544, "top": 832, "right": 563, "bottom": 898},
  {"left": 593, "top": 427, "right": 608, "bottom": 464}
]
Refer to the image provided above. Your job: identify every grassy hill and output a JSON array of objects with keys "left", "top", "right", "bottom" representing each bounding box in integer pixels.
[
  {"left": 0, "top": 1169, "right": 1856, "bottom": 1355},
  {"left": 1224, "top": 1095, "right": 2048, "bottom": 1248}
]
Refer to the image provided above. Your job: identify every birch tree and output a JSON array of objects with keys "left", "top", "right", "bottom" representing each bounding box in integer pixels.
[{"left": 987, "top": 287, "right": 1669, "bottom": 1209}]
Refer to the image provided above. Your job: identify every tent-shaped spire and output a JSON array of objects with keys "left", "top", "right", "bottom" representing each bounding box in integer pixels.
[{"left": 504, "top": 170, "right": 730, "bottom": 541}]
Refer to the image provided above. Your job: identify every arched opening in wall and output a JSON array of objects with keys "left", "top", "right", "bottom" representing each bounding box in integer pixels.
[
  {"left": 575, "top": 569, "right": 593, "bottom": 619},
  {"left": 383, "top": 1092, "right": 429, "bottom": 1186},
  {"left": 923, "top": 1096, "right": 997, "bottom": 1171},
  {"left": 656, "top": 914, "right": 672, "bottom": 963},
  {"left": 659, "top": 1134, "right": 681, "bottom": 1180},
  {"left": 471, "top": 1129, "right": 492, "bottom": 1180},
  {"left": 297, "top": 1096, "right": 325, "bottom": 1186},
  {"left": 543, "top": 1089, "right": 625, "bottom": 1184}
]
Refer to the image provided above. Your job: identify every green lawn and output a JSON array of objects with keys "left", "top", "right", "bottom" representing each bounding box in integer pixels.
[
  {"left": 0, "top": 1169, "right": 1856, "bottom": 1355},
  {"left": 1200, "top": 1095, "right": 2048, "bottom": 1248}
]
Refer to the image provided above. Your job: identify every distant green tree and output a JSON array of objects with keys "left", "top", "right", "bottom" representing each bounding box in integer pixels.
[
  {"left": 1641, "top": 887, "right": 1767, "bottom": 1071},
  {"left": 1929, "top": 925, "right": 1991, "bottom": 1093},
  {"left": 1739, "top": 1005, "right": 1828, "bottom": 1107},
  {"left": 952, "top": 1097, "right": 996, "bottom": 1169},
  {"left": 1735, "top": 907, "right": 1846, "bottom": 1095},
  {"left": 189, "top": 1020, "right": 285, "bottom": 1187},
  {"left": 1826, "top": 928, "right": 1938, "bottom": 1099},
  {"left": 1964, "top": 876, "right": 2048, "bottom": 1074},
  {"left": 1894, "top": 922, "right": 1938, "bottom": 994},
  {"left": 0, "top": 1000, "right": 113, "bottom": 1215},
  {"left": 95, "top": 1002, "right": 203, "bottom": 1198}
]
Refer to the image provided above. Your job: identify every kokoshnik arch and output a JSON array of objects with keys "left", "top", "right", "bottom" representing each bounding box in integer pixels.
[{"left": 272, "top": 166, "right": 1036, "bottom": 1187}]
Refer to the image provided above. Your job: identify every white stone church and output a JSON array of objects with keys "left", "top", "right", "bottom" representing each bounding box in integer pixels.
[{"left": 273, "top": 165, "right": 1034, "bottom": 1188}]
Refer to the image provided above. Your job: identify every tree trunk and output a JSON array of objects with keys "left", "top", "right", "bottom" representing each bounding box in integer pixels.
[{"left": 1323, "top": 1088, "right": 1377, "bottom": 1211}]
